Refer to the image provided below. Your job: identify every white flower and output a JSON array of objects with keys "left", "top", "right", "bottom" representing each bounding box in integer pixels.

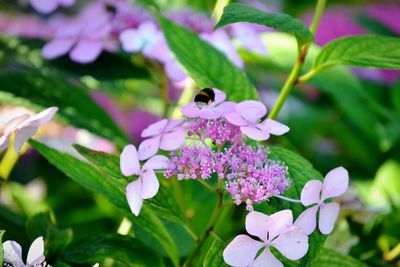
[{"left": 3, "top": 237, "right": 47, "bottom": 267}]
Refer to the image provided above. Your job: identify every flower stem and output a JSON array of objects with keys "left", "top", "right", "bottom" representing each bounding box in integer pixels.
[
  {"left": 273, "top": 194, "right": 302, "bottom": 203},
  {"left": 183, "top": 178, "right": 224, "bottom": 266},
  {"left": 197, "top": 178, "right": 217, "bottom": 193},
  {"left": 268, "top": 0, "right": 327, "bottom": 120},
  {"left": 160, "top": 66, "right": 170, "bottom": 118}
]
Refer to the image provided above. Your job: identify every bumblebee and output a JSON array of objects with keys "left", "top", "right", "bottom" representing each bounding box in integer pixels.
[{"left": 194, "top": 88, "right": 215, "bottom": 105}]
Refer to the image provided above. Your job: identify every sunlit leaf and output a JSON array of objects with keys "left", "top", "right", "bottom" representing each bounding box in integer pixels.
[{"left": 203, "top": 238, "right": 228, "bottom": 267}]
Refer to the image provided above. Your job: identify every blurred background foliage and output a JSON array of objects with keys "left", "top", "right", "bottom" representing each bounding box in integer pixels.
[{"left": 0, "top": 0, "right": 399, "bottom": 266}]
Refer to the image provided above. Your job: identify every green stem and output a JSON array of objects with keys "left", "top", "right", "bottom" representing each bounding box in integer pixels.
[
  {"left": 160, "top": 67, "right": 170, "bottom": 118},
  {"left": 212, "top": 0, "right": 231, "bottom": 20},
  {"left": 183, "top": 179, "right": 224, "bottom": 267},
  {"left": 268, "top": 0, "right": 327, "bottom": 120}
]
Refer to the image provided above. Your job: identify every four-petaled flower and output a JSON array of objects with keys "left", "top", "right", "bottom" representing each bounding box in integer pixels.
[
  {"left": 223, "top": 210, "right": 309, "bottom": 267},
  {"left": 225, "top": 100, "right": 289, "bottom": 141},
  {"left": 138, "top": 119, "right": 185, "bottom": 160},
  {"left": 181, "top": 89, "right": 236, "bottom": 119},
  {"left": 3, "top": 236, "right": 46, "bottom": 267},
  {"left": 29, "top": 0, "right": 75, "bottom": 14},
  {"left": 0, "top": 107, "right": 58, "bottom": 153},
  {"left": 120, "top": 144, "right": 169, "bottom": 216},
  {"left": 295, "top": 167, "right": 349, "bottom": 235}
]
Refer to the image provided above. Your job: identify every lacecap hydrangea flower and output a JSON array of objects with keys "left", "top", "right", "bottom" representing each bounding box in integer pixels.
[{"left": 2, "top": 236, "right": 48, "bottom": 267}]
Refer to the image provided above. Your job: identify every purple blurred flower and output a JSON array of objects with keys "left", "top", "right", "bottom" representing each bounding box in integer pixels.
[
  {"left": 295, "top": 167, "right": 349, "bottom": 235},
  {"left": 366, "top": 4, "right": 400, "bottom": 35},
  {"left": 165, "top": 8, "right": 214, "bottom": 33},
  {"left": 228, "top": 23, "right": 267, "bottom": 55},
  {"left": 225, "top": 100, "right": 289, "bottom": 141},
  {"left": 29, "top": 0, "right": 75, "bottom": 14},
  {"left": 223, "top": 210, "right": 309, "bottom": 267},
  {"left": 120, "top": 144, "right": 169, "bottom": 216}
]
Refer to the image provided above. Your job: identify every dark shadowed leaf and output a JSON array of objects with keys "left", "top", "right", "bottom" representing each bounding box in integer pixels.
[
  {"left": 215, "top": 3, "right": 313, "bottom": 42},
  {"left": 61, "top": 234, "right": 164, "bottom": 266},
  {"left": 159, "top": 16, "right": 259, "bottom": 101},
  {"left": 0, "top": 230, "right": 4, "bottom": 265},
  {"left": 311, "top": 248, "right": 368, "bottom": 267}
]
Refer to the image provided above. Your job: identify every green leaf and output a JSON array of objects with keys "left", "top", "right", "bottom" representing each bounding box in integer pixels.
[
  {"left": 203, "top": 239, "right": 228, "bottom": 267},
  {"left": 0, "top": 230, "right": 5, "bottom": 266},
  {"left": 73, "top": 145, "right": 187, "bottom": 224},
  {"left": 312, "top": 248, "right": 368, "bottom": 267},
  {"left": 215, "top": 3, "right": 313, "bottom": 42},
  {"left": 158, "top": 16, "right": 259, "bottom": 102},
  {"left": 315, "top": 35, "right": 400, "bottom": 71},
  {"left": 61, "top": 234, "right": 164, "bottom": 267},
  {"left": 26, "top": 213, "right": 73, "bottom": 258},
  {"left": 268, "top": 146, "right": 326, "bottom": 266},
  {"left": 0, "top": 70, "right": 128, "bottom": 147},
  {"left": 29, "top": 140, "right": 179, "bottom": 264}
]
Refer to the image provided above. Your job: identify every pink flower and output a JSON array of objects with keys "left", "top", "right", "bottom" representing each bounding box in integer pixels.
[
  {"left": 294, "top": 167, "right": 349, "bottom": 235},
  {"left": 3, "top": 236, "right": 46, "bottom": 267},
  {"left": 181, "top": 89, "right": 236, "bottom": 119},
  {"left": 0, "top": 107, "right": 58, "bottom": 153},
  {"left": 120, "top": 144, "right": 169, "bottom": 216},
  {"left": 138, "top": 119, "right": 185, "bottom": 160},
  {"left": 42, "top": 11, "right": 112, "bottom": 63},
  {"left": 225, "top": 100, "right": 289, "bottom": 141},
  {"left": 29, "top": 0, "right": 75, "bottom": 14},
  {"left": 223, "top": 210, "right": 309, "bottom": 267}
]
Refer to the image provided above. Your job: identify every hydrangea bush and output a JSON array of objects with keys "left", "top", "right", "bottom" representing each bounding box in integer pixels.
[{"left": 0, "top": 0, "right": 399, "bottom": 266}]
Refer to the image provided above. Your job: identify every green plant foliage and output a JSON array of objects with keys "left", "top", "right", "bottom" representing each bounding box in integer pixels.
[
  {"left": 158, "top": 16, "right": 259, "bottom": 101},
  {"left": 0, "top": 70, "right": 128, "bottom": 147},
  {"left": 312, "top": 248, "right": 369, "bottom": 267},
  {"left": 203, "top": 238, "right": 228, "bottom": 267},
  {"left": 0, "top": 230, "right": 4, "bottom": 265},
  {"left": 61, "top": 234, "right": 164, "bottom": 266},
  {"left": 29, "top": 140, "right": 179, "bottom": 264},
  {"left": 268, "top": 146, "right": 326, "bottom": 266},
  {"left": 215, "top": 3, "right": 313, "bottom": 42},
  {"left": 315, "top": 35, "right": 400, "bottom": 71}
]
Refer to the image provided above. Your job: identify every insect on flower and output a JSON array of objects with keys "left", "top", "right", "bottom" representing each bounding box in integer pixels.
[{"left": 194, "top": 88, "right": 216, "bottom": 105}]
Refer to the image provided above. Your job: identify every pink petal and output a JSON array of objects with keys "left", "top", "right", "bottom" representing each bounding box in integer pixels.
[
  {"left": 70, "top": 39, "right": 103, "bottom": 64},
  {"left": 138, "top": 137, "right": 160, "bottom": 161},
  {"left": 300, "top": 180, "right": 323, "bottom": 206},
  {"left": 213, "top": 89, "right": 227, "bottom": 104},
  {"left": 119, "top": 29, "right": 142, "bottom": 53},
  {"left": 140, "top": 169, "right": 160, "bottom": 199},
  {"left": 225, "top": 112, "right": 248, "bottom": 126},
  {"left": 143, "top": 155, "right": 170, "bottom": 170},
  {"left": 160, "top": 129, "right": 185, "bottom": 151},
  {"left": 165, "top": 119, "right": 184, "bottom": 131},
  {"left": 271, "top": 226, "right": 309, "bottom": 260},
  {"left": 0, "top": 134, "right": 10, "bottom": 153},
  {"left": 42, "top": 37, "right": 77, "bottom": 60},
  {"left": 164, "top": 60, "right": 187, "bottom": 82},
  {"left": 181, "top": 103, "right": 200, "bottom": 118},
  {"left": 294, "top": 206, "right": 318, "bottom": 235},
  {"left": 240, "top": 126, "right": 270, "bottom": 141},
  {"left": 223, "top": 235, "right": 264, "bottom": 267},
  {"left": 321, "top": 167, "right": 349, "bottom": 201},
  {"left": 23, "top": 107, "right": 58, "bottom": 127},
  {"left": 3, "top": 240, "right": 25, "bottom": 266},
  {"left": 120, "top": 144, "right": 140, "bottom": 176},
  {"left": 245, "top": 211, "right": 271, "bottom": 242},
  {"left": 252, "top": 249, "right": 283, "bottom": 267},
  {"left": 126, "top": 179, "right": 143, "bottom": 216},
  {"left": 213, "top": 102, "right": 236, "bottom": 115},
  {"left": 14, "top": 126, "right": 38, "bottom": 152},
  {"left": 268, "top": 209, "right": 293, "bottom": 240},
  {"left": 258, "top": 119, "right": 289, "bottom": 136},
  {"left": 27, "top": 237, "right": 45, "bottom": 265},
  {"left": 4, "top": 114, "right": 30, "bottom": 134},
  {"left": 319, "top": 202, "right": 340, "bottom": 235},
  {"left": 198, "top": 108, "right": 222, "bottom": 120},
  {"left": 235, "top": 101, "right": 266, "bottom": 124},
  {"left": 29, "top": 0, "right": 58, "bottom": 13},
  {"left": 141, "top": 119, "right": 168, "bottom": 138}
]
